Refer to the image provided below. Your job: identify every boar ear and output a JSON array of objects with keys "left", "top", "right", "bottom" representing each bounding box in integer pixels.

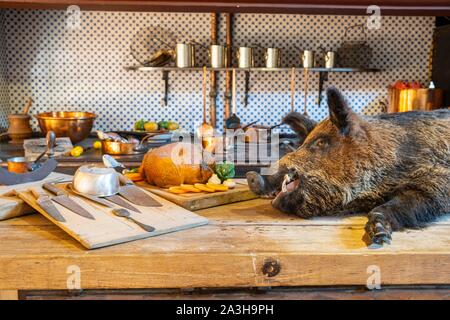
[
  {"left": 282, "top": 112, "right": 317, "bottom": 143},
  {"left": 327, "top": 87, "right": 358, "bottom": 135}
]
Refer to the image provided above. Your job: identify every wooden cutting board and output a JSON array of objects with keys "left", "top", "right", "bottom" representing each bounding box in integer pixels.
[
  {"left": 137, "top": 179, "right": 258, "bottom": 211},
  {"left": 16, "top": 184, "right": 208, "bottom": 249},
  {"left": 0, "top": 172, "right": 72, "bottom": 221}
]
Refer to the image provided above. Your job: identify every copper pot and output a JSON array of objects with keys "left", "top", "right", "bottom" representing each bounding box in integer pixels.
[
  {"left": 388, "top": 88, "right": 444, "bottom": 113},
  {"left": 35, "top": 111, "right": 96, "bottom": 144},
  {"left": 101, "top": 140, "right": 139, "bottom": 155}
]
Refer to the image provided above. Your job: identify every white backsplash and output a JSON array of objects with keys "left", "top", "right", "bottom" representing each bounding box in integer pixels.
[{"left": 0, "top": 10, "right": 435, "bottom": 133}]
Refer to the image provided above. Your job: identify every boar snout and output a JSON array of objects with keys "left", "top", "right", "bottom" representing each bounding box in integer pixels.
[
  {"left": 246, "top": 171, "right": 271, "bottom": 196},
  {"left": 246, "top": 167, "right": 291, "bottom": 198}
]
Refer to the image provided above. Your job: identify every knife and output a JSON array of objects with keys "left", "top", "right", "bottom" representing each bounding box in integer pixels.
[
  {"left": 66, "top": 183, "right": 114, "bottom": 208},
  {"left": 103, "top": 194, "right": 142, "bottom": 213},
  {"left": 118, "top": 174, "right": 163, "bottom": 207},
  {"left": 30, "top": 187, "right": 66, "bottom": 222},
  {"left": 67, "top": 183, "right": 141, "bottom": 213},
  {"left": 42, "top": 183, "right": 95, "bottom": 220},
  {"left": 102, "top": 155, "right": 162, "bottom": 207}
]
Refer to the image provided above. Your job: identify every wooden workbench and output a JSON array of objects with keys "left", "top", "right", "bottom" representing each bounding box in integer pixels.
[{"left": 1, "top": 198, "right": 450, "bottom": 300}]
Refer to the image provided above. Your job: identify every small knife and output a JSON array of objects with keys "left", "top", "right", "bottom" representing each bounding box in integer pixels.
[
  {"left": 42, "top": 183, "right": 95, "bottom": 220},
  {"left": 30, "top": 187, "right": 66, "bottom": 223},
  {"left": 103, "top": 194, "right": 142, "bottom": 213},
  {"left": 118, "top": 174, "right": 162, "bottom": 207}
]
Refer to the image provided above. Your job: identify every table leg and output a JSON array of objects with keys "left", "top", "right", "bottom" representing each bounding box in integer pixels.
[{"left": 0, "top": 290, "right": 19, "bottom": 300}]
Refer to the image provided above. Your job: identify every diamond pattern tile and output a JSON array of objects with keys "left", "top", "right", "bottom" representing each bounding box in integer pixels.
[{"left": 0, "top": 10, "right": 435, "bottom": 133}]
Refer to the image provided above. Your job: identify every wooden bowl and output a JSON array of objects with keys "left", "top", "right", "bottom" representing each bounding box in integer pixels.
[{"left": 35, "top": 111, "right": 96, "bottom": 144}]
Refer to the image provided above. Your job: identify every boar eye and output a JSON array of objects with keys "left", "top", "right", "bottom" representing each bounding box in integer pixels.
[{"left": 311, "top": 137, "right": 329, "bottom": 149}]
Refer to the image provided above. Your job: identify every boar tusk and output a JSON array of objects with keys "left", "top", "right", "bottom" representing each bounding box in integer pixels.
[{"left": 281, "top": 174, "right": 290, "bottom": 193}]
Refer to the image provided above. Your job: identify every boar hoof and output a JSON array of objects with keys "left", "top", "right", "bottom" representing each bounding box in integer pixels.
[
  {"left": 246, "top": 171, "right": 268, "bottom": 196},
  {"left": 365, "top": 218, "right": 392, "bottom": 246}
]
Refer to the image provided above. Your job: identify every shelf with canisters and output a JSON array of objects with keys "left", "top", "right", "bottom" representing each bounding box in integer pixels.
[{"left": 124, "top": 65, "right": 381, "bottom": 107}]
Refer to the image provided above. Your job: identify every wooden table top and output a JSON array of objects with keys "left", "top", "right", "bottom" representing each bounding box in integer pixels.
[{"left": 1, "top": 198, "right": 450, "bottom": 290}]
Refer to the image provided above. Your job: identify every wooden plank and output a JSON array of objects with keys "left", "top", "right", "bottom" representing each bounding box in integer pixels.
[
  {"left": 0, "top": 0, "right": 449, "bottom": 16},
  {"left": 0, "top": 290, "right": 19, "bottom": 300},
  {"left": 137, "top": 179, "right": 258, "bottom": 211},
  {"left": 0, "top": 173, "right": 72, "bottom": 221},
  {"left": 1, "top": 209, "right": 450, "bottom": 289},
  {"left": 16, "top": 184, "right": 208, "bottom": 249},
  {"left": 18, "top": 286, "right": 450, "bottom": 300}
]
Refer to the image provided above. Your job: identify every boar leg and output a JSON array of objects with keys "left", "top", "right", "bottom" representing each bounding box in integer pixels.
[{"left": 365, "top": 190, "right": 447, "bottom": 245}]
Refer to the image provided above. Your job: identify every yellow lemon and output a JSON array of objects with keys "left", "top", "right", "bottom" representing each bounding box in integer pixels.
[
  {"left": 70, "top": 146, "right": 83, "bottom": 157},
  {"left": 144, "top": 121, "right": 159, "bottom": 132},
  {"left": 93, "top": 141, "right": 102, "bottom": 149}
]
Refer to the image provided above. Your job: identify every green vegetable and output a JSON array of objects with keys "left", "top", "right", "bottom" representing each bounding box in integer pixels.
[
  {"left": 129, "top": 167, "right": 139, "bottom": 173},
  {"left": 215, "top": 162, "right": 235, "bottom": 182},
  {"left": 158, "top": 120, "right": 169, "bottom": 130},
  {"left": 134, "top": 119, "right": 145, "bottom": 131}
]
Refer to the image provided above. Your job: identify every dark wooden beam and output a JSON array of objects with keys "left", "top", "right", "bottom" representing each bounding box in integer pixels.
[{"left": 1, "top": 1, "right": 450, "bottom": 16}]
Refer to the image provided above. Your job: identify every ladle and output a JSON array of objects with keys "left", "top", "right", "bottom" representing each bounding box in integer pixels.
[{"left": 225, "top": 69, "right": 241, "bottom": 129}]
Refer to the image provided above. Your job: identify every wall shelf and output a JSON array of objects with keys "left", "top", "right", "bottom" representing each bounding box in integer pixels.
[
  {"left": 124, "top": 65, "right": 380, "bottom": 108},
  {"left": 125, "top": 66, "right": 380, "bottom": 73}
]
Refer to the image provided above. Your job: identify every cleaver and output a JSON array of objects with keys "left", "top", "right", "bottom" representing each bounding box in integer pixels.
[{"left": 118, "top": 174, "right": 162, "bottom": 207}]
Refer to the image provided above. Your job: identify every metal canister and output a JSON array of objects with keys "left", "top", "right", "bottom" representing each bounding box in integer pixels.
[
  {"left": 209, "top": 44, "right": 227, "bottom": 68},
  {"left": 325, "top": 51, "right": 337, "bottom": 69},
  {"left": 237, "top": 46, "right": 254, "bottom": 68},
  {"left": 264, "top": 48, "right": 281, "bottom": 69},
  {"left": 176, "top": 43, "right": 195, "bottom": 68},
  {"left": 301, "top": 50, "right": 314, "bottom": 68}
]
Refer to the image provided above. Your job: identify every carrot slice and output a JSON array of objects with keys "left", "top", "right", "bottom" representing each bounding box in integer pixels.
[{"left": 194, "top": 183, "right": 215, "bottom": 193}]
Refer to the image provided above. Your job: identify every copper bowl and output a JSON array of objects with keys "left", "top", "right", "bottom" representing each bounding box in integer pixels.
[{"left": 35, "top": 111, "right": 96, "bottom": 144}]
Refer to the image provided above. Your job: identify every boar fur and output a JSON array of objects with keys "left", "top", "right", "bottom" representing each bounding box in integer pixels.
[{"left": 246, "top": 87, "right": 450, "bottom": 245}]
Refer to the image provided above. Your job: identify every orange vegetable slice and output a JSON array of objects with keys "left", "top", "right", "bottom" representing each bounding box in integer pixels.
[
  {"left": 206, "top": 183, "right": 228, "bottom": 192},
  {"left": 194, "top": 183, "right": 215, "bottom": 193},
  {"left": 180, "top": 184, "right": 202, "bottom": 193},
  {"left": 168, "top": 186, "right": 189, "bottom": 194}
]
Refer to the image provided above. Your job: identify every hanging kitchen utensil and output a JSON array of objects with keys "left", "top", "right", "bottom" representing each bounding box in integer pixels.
[
  {"left": 225, "top": 69, "right": 241, "bottom": 129},
  {"left": 290, "top": 67, "right": 296, "bottom": 112},
  {"left": 196, "top": 66, "right": 215, "bottom": 151},
  {"left": 303, "top": 68, "right": 309, "bottom": 116},
  {"left": 130, "top": 26, "right": 176, "bottom": 67},
  {"left": 337, "top": 24, "right": 372, "bottom": 68}
]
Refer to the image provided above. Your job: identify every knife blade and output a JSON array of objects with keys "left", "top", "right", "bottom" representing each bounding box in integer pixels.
[
  {"left": 103, "top": 194, "right": 142, "bottom": 213},
  {"left": 42, "top": 183, "right": 95, "bottom": 220},
  {"left": 30, "top": 187, "right": 66, "bottom": 222},
  {"left": 66, "top": 183, "right": 114, "bottom": 208},
  {"left": 118, "top": 174, "right": 162, "bottom": 207}
]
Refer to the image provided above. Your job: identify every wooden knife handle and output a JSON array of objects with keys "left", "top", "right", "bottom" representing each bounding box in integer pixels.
[
  {"left": 118, "top": 173, "right": 133, "bottom": 186},
  {"left": 42, "top": 183, "right": 65, "bottom": 196},
  {"left": 29, "top": 187, "right": 49, "bottom": 200}
]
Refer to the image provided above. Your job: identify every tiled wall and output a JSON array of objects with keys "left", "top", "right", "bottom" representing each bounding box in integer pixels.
[
  {"left": 0, "top": 10, "right": 435, "bottom": 133},
  {"left": 0, "top": 10, "right": 9, "bottom": 131}
]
